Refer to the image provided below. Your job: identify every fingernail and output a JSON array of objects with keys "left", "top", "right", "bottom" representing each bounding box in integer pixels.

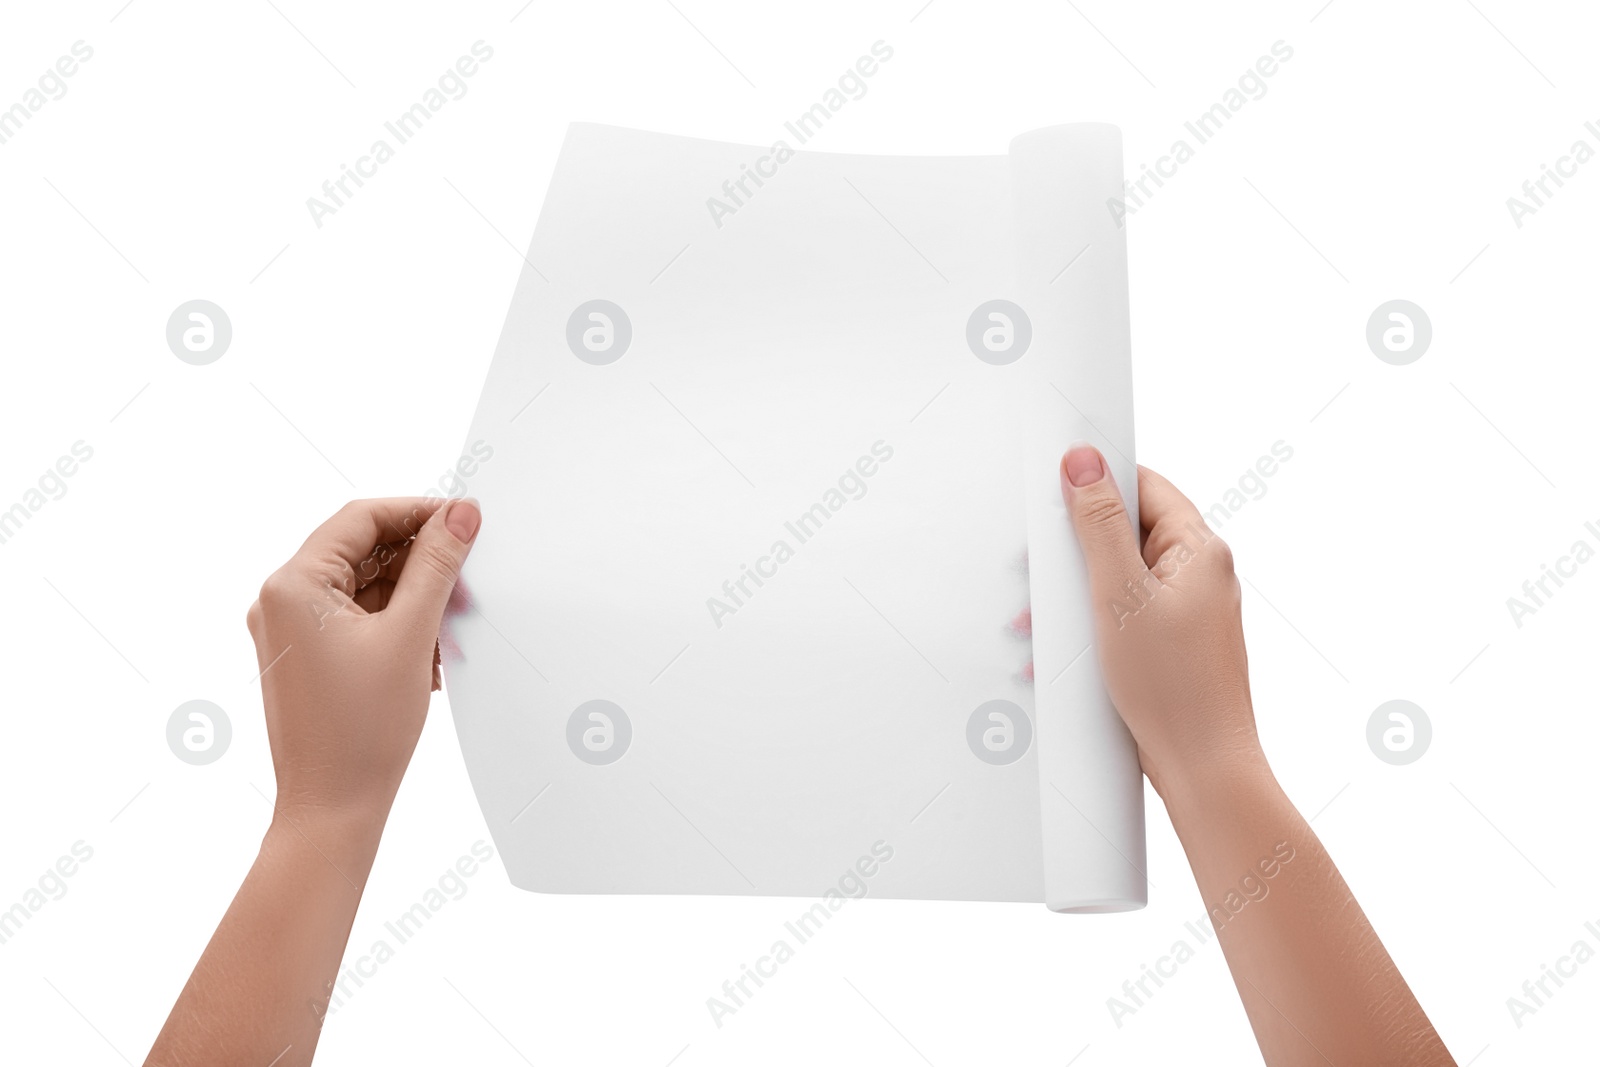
[
  {"left": 1062, "top": 444, "right": 1105, "bottom": 488},
  {"left": 445, "top": 498, "right": 482, "bottom": 543}
]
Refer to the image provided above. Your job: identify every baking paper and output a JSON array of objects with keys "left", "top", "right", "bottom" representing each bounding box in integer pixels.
[{"left": 442, "top": 122, "right": 1146, "bottom": 912}]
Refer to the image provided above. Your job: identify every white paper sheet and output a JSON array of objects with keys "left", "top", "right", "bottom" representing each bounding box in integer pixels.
[{"left": 442, "top": 122, "right": 1146, "bottom": 912}]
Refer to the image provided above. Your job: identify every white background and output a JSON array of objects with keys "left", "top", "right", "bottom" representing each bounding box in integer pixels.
[{"left": 1, "top": 1, "right": 1595, "bottom": 1064}]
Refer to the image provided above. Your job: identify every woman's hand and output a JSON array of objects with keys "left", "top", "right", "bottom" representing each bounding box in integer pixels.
[
  {"left": 1059, "top": 445, "right": 1263, "bottom": 798},
  {"left": 147, "top": 496, "right": 480, "bottom": 1067},
  {"left": 1057, "top": 444, "right": 1454, "bottom": 1067},
  {"left": 246, "top": 496, "right": 481, "bottom": 825}
]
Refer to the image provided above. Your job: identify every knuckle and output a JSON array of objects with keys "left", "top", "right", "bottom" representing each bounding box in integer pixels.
[
  {"left": 330, "top": 557, "right": 358, "bottom": 597},
  {"left": 256, "top": 568, "right": 299, "bottom": 610},
  {"left": 1075, "top": 491, "right": 1127, "bottom": 535},
  {"left": 1204, "top": 537, "right": 1236, "bottom": 574},
  {"left": 410, "top": 543, "right": 461, "bottom": 586}
]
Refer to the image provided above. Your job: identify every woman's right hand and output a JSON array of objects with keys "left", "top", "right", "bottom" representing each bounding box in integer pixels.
[{"left": 1058, "top": 445, "right": 1265, "bottom": 799}]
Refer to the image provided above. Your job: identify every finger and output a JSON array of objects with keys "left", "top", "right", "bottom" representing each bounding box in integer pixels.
[
  {"left": 296, "top": 498, "right": 447, "bottom": 587},
  {"left": 352, "top": 578, "right": 397, "bottom": 615},
  {"left": 1135, "top": 466, "right": 1211, "bottom": 570},
  {"left": 1060, "top": 445, "right": 1149, "bottom": 602},
  {"left": 1137, "top": 465, "right": 1236, "bottom": 584},
  {"left": 316, "top": 545, "right": 407, "bottom": 618},
  {"left": 389, "top": 497, "right": 481, "bottom": 627},
  {"left": 352, "top": 539, "right": 415, "bottom": 592}
]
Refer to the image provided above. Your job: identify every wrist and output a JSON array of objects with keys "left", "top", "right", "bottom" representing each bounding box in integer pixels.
[
  {"left": 1156, "top": 740, "right": 1276, "bottom": 821},
  {"left": 262, "top": 797, "right": 390, "bottom": 884}
]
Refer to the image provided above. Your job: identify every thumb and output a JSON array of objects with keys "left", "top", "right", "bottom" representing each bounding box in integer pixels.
[
  {"left": 391, "top": 497, "right": 481, "bottom": 627},
  {"left": 1060, "top": 445, "right": 1147, "bottom": 602}
]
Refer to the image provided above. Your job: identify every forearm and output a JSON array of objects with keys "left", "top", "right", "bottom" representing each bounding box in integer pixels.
[
  {"left": 145, "top": 807, "right": 387, "bottom": 1067},
  {"left": 1162, "top": 753, "right": 1454, "bottom": 1067}
]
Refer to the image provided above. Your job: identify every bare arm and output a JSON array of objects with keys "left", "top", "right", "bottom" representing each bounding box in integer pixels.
[
  {"left": 146, "top": 812, "right": 383, "bottom": 1065},
  {"left": 146, "top": 496, "right": 481, "bottom": 1066},
  {"left": 1164, "top": 761, "right": 1447, "bottom": 1064},
  {"left": 1059, "top": 446, "right": 1452, "bottom": 1067}
]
